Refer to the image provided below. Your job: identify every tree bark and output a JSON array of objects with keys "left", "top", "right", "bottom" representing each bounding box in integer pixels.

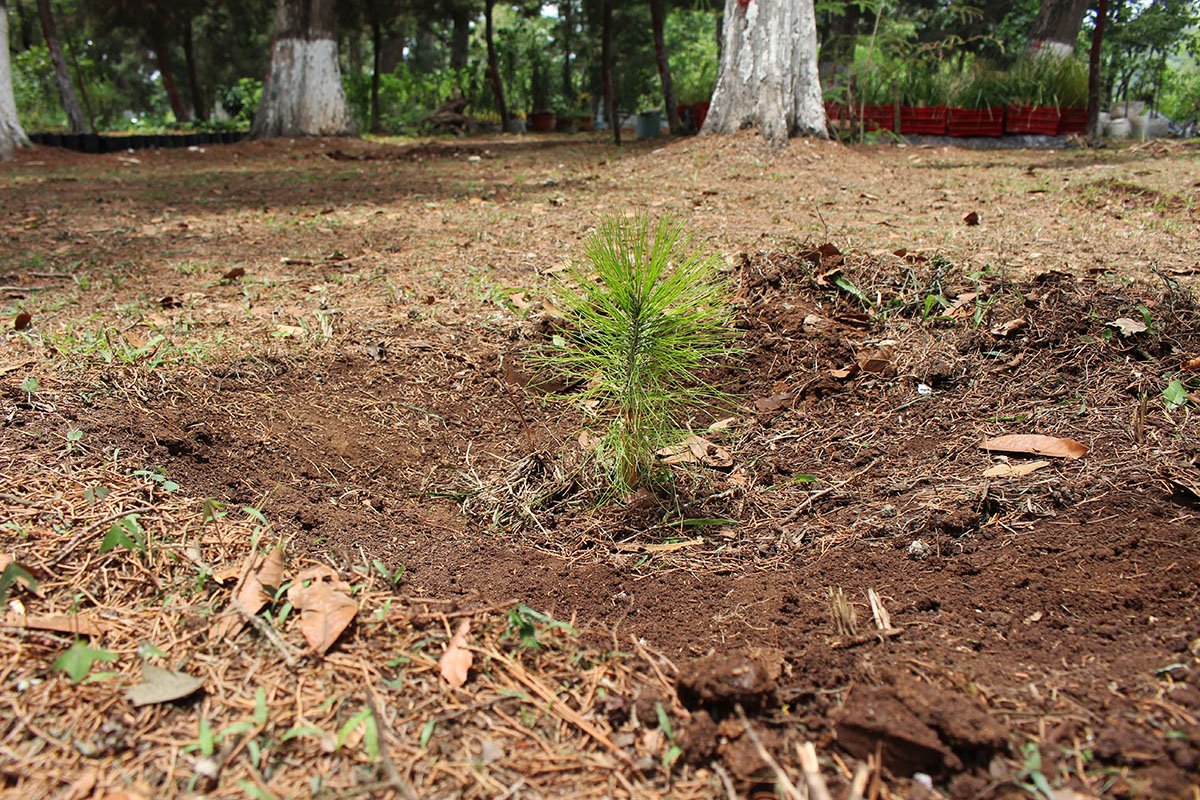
[
  {"left": 183, "top": 15, "right": 207, "bottom": 122},
  {"left": 35, "top": 0, "right": 87, "bottom": 133},
  {"left": 1024, "top": 0, "right": 1091, "bottom": 59},
  {"left": 1087, "top": 0, "right": 1108, "bottom": 137},
  {"left": 602, "top": 0, "right": 618, "bottom": 145},
  {"left": 14, "top": 0, "right": 34, "bottom": 50},
  {"left": 705, "top": 0, "right": 826, "bottom": 144},
  {"left": 370, "top": 15, "right": 382, "bottom": 132},
  {"left": 1, "top": 0, "right": 33, "bottom": 159},
  {"left": 252, "top": 0, "right": 357, "bottom": 138},
  {"left": 484, "top": 0, "right": 509, "bottom": 131},
  {"left": 449, "top": 3, "right": 470, "bottom": 71},
  {"left": 649, "top": 0, "right": 681, "bottom": 134},
  {"left": 560, "top": 0, "right": 575, "bottom": 108},
  {"left": 149, "top": 25, "right": 188, "bottom": 123}
]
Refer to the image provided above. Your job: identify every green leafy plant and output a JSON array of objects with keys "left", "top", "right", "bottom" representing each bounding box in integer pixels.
[
  {"left": 536, "top": 215, "right": 740, "bottom": 494},
  {"left": 53, "top": 642, "right": 118, "bottom": 684}
]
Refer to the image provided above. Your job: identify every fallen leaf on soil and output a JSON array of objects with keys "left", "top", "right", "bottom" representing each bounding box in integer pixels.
[
  {"left": 125, "top": 663, "right": 204, "bottom": 707},
  {"left": 1181, "top": 356, "right": 1200, "bottom": 371},
  {"left": 983, "top": 460, "right": 1051, "bottom": 478},
  {"left": 830, "top": 363, "right": 860, "bottom": 380},
  {"left": 286, "top": 566, "right": 357, "bottom": 656},
  {"left": 754, "top": 392, "right": 794, "bottom": 413},
  {"left": 159, "top": 295, "right": 182, "bottom": 309},
  {"left": 215, "top": 548, "right": 284, "bottom": 639},
  {"left": 963, "top": 211, "right": 980, "bottom": 226},
  {"left": 657, "top": 435, "right": 734, "bottom": 467},
  {"left": 578, "top": 430, "right": 602, "bottom": 451},
  {"left": 508, "top": 291, "right": 536, "bottom": 309},
  {"left": 1108, "top": 317, "right": 1147, "bottom": 337},
  {"left": 990, "top": 318, "right": 1027, "bottom": 337},
  {"left": 946, "top": 292, "right": 978, "bottom": 319},
  {"left": 644, "top": 538, "right": 704, "bottom": 553},
  {"left": 14, "top": 312, "right": 31, "bottom": 330},
  {"left": 275, "top": 325, "right": 306, "bottom": 337},
  {"left": 6, "top": 613, "right": 103, "bottom": 636},
  {"left": 440, "top": 619, "right": 473, "bottom": 688},
  {"left": 222, "top": 267, "right": 245, "bottom": 281},
  {"left": 707, "top": 416, "right": 738, "bottom": 432},
  {"left": 981, "top": 435, "right": 1088, "bottom": 460},
  {"left": 834, "top": 312, "right": 871, "bottom": 327}
]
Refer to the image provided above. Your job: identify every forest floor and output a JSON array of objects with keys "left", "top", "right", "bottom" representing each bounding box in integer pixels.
[{"left": 1, "top": 131, "right": 1199, "bottom": 800}]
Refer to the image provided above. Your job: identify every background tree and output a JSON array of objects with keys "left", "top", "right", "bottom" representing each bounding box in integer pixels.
[
  {"left": 649, "top": 0, "right": 681, "bottom": 133},
  {"left": 1024, "top": 0, "right": 1091, "bottom": 59},
  {"left": 1, "top": 0, "right": 32, "bottom": 157},
  {"left": 252, "top": 0, "right": 356, "bottom": 138},
  {"left": 35, "top": 0, "right": 86, "bottom": 131},
  {"left": 705, "top": 0, "right": 826, "bottom": 143}
]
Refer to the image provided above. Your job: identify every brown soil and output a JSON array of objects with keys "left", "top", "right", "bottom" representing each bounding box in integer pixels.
[{"left": 3, "top": 133, "right": 1200, "bottom": 799}]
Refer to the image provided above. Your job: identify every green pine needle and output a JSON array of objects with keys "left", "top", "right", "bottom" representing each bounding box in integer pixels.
[{"left": 535, "top": 214, "right": 740, "bottom": 494}]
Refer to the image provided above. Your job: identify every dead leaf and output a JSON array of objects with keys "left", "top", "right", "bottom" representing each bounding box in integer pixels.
[
  {"left": 657, "top": 435, "right": 734, "bottom": 468},
  {"left": 754, "top": 392, "right": 794, "bottom": 413},
  {"left": 1181, "top": 356, "right": 1200, "bottom": 371},
  {"left": 946, "top": 292, "right": 978, "bottom": 319},
  {"left": 6, "top": 613, "right": 103, "bottom": 636},
  {"left": 216, "top": 548, "right": 285, "bottom": 639},
  {"left": 286, "top": 566, "right": 357, "bottom": 656},
  {"left": 964, "top": 211, "right": 980, "bottom": 226},
  {"left": 125, "top": 663, "right": 204, "bottom": 707},
  {"left": 275, "top": 325, "right": 306, "bottom": 337},
  {"left": 981, "top": 435, "right": 1088, "bottom": 460},
  {"left": 983, "top": 460, "right": 1051, "bottom": 478},
  {"left": 830, "top": 363, "right": 860, "bottom": 380},
  {"left": 578, "top": 430, "right": 602, "bottom": 451},
  {"left": 990, "top": 318, "right": 1027, "bottom": 337},
  {"left": 440, "top": 620, "right": 473, "bottom": 687},
  {"left": 14, "top": 312, "right": 31, "bottom": 330},
  {"left": 1108, "top": 317, "right": 1147, "bottom": 337},
  {"left": 159, "top": 295, "right": 182, "bottom": 309},
  {"left": 707, "top": 416, "right": 738, "bottom": 432},
  {"left": 644, "top": 538, "right": 705, "bottom": 552},
  {"left": 222, "top": 267, "right": 246, "bottom": 281},
  {"left": 508, "top": 291, "right": 536, "bottom": 310},
  {"left": 834, "top": 312, "right": 871, "bottom": 327}
]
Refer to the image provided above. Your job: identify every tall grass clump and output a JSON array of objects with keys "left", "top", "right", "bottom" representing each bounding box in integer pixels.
[{"left": 537, "top": 215, "right": 740, "bottom": 496}]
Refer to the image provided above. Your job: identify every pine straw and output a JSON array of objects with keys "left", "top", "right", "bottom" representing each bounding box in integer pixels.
[{"left": 0, "top": 420, "right": 872, "bottom": 799}]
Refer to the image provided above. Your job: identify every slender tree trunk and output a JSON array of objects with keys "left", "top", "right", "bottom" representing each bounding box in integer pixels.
[
  {"left": 183, "top": 16, "right": 207, "bottom": 122},
  {"left": 1024, "top": 0, "right": 1091, "bottom": 59},
  {"left": 705, "top": 0, "right": 826, "bottom": 143},
  {"left": 484, "top": 0, "right": 509, "bottom": 130},
  {"left": 370, "top": 16, "right": 382, "bottom": 132},
  {"left": 150, "top": 28, "right": 187, "bottom": 123},
  {"left": 649, "top": 0, "right": 681, "bottom": 134},
  {"left": 1, "top": 0, "right": 33, "bottom": 159},
  {"left": 252, "top": 0, "right": 356, "bottom": 138},
  {"left": 60, "top": 13, "right": 94, "bottom": 131},
  {"left": 449, "top": 4, "right": 470, "bottom": 71},
  {"left": 35, "top": 0, "right": 86, "bottom": 133},
  {"left": 14, "top": 0, "right": 34, "bottom": 50},
  {"left": 560, "top": 0, "right": 575, "bottom": 108},
  {"left": 1087, "top": 0, "right": 1108, "bottom": 137},
  {"left": 602, "top": 0, "right": 618, "bottom": 145}
]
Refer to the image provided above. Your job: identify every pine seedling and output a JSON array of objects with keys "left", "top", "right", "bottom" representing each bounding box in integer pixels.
[{"left": 537, "top": 214, "right": 740, "bottom": 495}]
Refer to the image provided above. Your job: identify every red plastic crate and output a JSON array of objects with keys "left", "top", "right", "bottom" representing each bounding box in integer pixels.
[
  {"left": 859, "top": 104, "right": 895, "bottom": 132},
  {"left": 947, "top": 106, "right": 1005, "bottom": 137},
  {"left": 1006, "top": 105, "right": 1061, "bottom": 135},
  {"left": 1058, "top": 107, "right": 1088, "bottom": 134},
  {"left": 899, "top": 105, "right": 948, "bottom": 135},
  {"left": 823, "top": 101, "right": 844, "bottom": 121}
]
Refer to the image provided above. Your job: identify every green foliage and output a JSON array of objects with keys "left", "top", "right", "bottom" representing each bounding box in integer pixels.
[
  {"left": 503, "top": 605, "right": 577, "bottom": 650},
  {"left": 53, "top": 642, "right": 118, "bottom": 684},
  {"left": 343, "top": 66, "right": 470, "bottom": 135},
  {"left": 217, "top": 78, "right": 263, "bottom": 124},
  {"left": 668, "top": 9, "right": 719, "bottom": 105},
  {"left": 536, "top": 215, "right": 740, "bottom": 494},
  {"left": 0, "top": 562, "right": 37, "bottom": 605},
  {"left": 951, "top": 67, "right": 1009, "bottom": 109},
  {"left": 1008, "top": 56, "right": 1088, "bottom": 108}
]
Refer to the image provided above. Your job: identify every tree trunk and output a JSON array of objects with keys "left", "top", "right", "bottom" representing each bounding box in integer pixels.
[
  {"left": 60, "top": 13, "right": 94, "bottom": 131},
  {"left": 649, "top": 0, "right": 681, "bottom": 134},
  {"left": 1024, "top": 0, "right": 1091, "bottom": 59},
  {"left": 14, "top": 0, "right": 34, "bottom": 50},
  {"left": 35, "top": 0, "right": 87, "bottom": 133},
  {"left": 449, "top": 3, "right": 470, "bottom": 71},
  {"left": 705, "top": 0, "right": 826, "bottom": 144},
  {"left": 1, "top": 0, "right": 32, "bottom": 159},
  {"left": 602, "top": 0, "right": 618, "bottom": 145},
  {"left": 819, "top": 3, "right": 860, "bottom": 83},
  {"left": 149, "top": 24, "right": 188, "bottom": 123},
  {"left": 252, "top": 0, "right": 356, "bottom": 138},
  {"left": 560, "top": 0, "right": 575, "bottom": 108},
  {"left": 183, "top": 15, "right": 207, "bottom": 122},
  {"left": 1087, "top": 0, "right": 1108, "bottom": 137},
  {"left": 484, "top": 0, "right": 509, "bottom": 131},
  {"left": 370, "top": 16, "right": 382, "bottom": 133}
]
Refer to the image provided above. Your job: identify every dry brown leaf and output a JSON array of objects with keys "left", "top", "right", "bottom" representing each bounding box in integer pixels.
[
  {"left": 215, "top": 548, "right": 285, "bottom": 639},
  {"left": 258, "top": 547, "right": 285, "bottom": 591},
  {"left": 657, "top": 435, "right": 734, "bottom": 468},
  {"left": 707, "top": 416, "right": 738, "bottom": 432},
  {"left": 1182, "top": 355, "right": 1200, "bottom": 371},
  {"left": 830, "top": 363, "right": 860, "bottom": 380},
  {"left": 7, "top": 613, "right": 104, "bottom": 636},
  {"left": 644, "top": 537, "right": 704, "bottom": 553},
  {"left": 946, "top": 291, "right": 978, "bottom": 318},
  {"left": 14, "top": 311, "right": 32, "bottom": 331},
  {"left": 981, "top": 435, "right": 1088, "bottom": 460},
  {"left": 964, "top": 211, "right": 980, "bottom": 226},
  {"left": 983, "top": 460, "right": 1051, "bottom": 478},
  {"left": 286, "top": 566, "right": 357, "bottom": 656},
  {"left": 754, "top": 392, "right": 794, "bottom": 413},
  {"left": 990, "top": 318, "right": 1027, "bottom": 337},
  {"left": 440, "top": 619, "right": 473, "bottom": 687}
]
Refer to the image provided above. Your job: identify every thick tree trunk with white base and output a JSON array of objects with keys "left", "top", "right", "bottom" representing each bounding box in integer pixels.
[
  {"left": 252, "top": 0, "right": 356, "bottom": 139},
  {"left": 1024, "top": 0, "right": 1090, "bottom": 59},
  {"left": 1, "top": 0, "right": 32, "bottom": 160},
  {"left": 703, "top": 0, "right": 826, "bottom": 144}
]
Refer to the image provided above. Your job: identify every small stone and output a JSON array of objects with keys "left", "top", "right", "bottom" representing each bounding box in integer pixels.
[{"left": 908, "top": 540, "right": 931, "bottom": 560}]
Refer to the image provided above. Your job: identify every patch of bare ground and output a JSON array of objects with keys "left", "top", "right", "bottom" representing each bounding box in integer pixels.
[{"left": 2, "top": 134, "right": 1200, "bottom": 798}]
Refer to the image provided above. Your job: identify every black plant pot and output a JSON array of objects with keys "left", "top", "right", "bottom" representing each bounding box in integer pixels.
[
  {"left": 44, "top": 133, "right": 62, "bottom": 147},
  {"left": 60, "top": 134, "right": 81, "bottom": 151},
  {"left": 80, "top": 134, "right": 100, "bottom": 153},
  {"left": 28, "top": 132, "right": 44, "bottom": 145},
  {"left": 127, "top": 135, "right": 146, "bottom": 150}
]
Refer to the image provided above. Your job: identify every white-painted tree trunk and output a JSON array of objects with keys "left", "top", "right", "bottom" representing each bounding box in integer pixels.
[
  {"left": 0, "top": 1, "right": 31, "bottom": 160},
  {"left": 251, "top": 0, "right": 356, "bottom": 139},
  {"left": 703, "top": 0, "right": 826, "bottom": 144}
]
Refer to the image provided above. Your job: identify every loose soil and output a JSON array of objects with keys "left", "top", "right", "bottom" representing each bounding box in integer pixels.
[{"left": 3, "top": 133, "right": 1199, "bottom": 799}]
